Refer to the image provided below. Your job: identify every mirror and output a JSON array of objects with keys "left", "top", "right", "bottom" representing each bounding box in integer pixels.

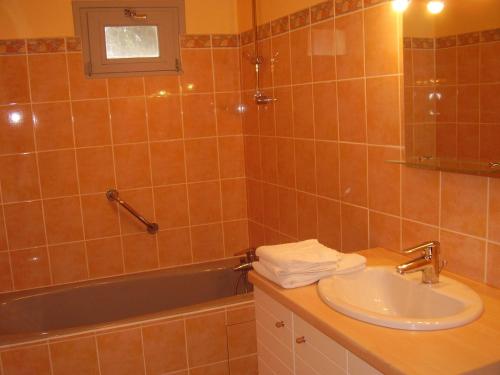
[{"left": 402, "top": 0, "right": 500, "bottom": 176}]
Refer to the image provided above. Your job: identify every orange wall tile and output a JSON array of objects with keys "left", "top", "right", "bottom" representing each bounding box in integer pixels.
[
  {"left": 0, "top": 34, "right": 248, "bottom": 293},
  {"left": 0, "top": 0, "right": 498, "bottom": 296},
  {"left": 0, "top": 295, "right": 255, "bottom": 374},
  {"left": 242, "top": 0, "right": 500, "bottom": 288}
]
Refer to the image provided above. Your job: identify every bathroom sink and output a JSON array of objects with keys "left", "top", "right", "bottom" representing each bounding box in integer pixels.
[{"left": 317, "top": 266, "right": 483, "bottom": 330}]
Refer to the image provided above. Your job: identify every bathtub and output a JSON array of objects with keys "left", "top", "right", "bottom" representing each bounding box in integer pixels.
[{"left": 0, "top": 258, "right": 253, "bottom": 347}]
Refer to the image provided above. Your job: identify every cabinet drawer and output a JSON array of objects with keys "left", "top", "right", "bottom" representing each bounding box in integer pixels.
[
  {"left": 257, "top": 336, "right": 294, "bottom": 375},
  {"left": 294, "top": 315, "right": 348, "bottom": 374},
  {"left": 256, "top": 304, "right": 293, "bottom": 350},
  {"left": 256, "top": 320, "right": 294, "bottom": 371},
  {"left": 254, "top": 287, "right": 293, "bottom": 328}
]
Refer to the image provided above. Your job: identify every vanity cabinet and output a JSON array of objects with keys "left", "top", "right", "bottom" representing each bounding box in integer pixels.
[{"left": 254, "top": 287, "right": 382, "bottom": 375}]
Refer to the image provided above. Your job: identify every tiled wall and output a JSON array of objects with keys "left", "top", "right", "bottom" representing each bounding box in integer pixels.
[
  {"left": 404, "top": 30, "right": 500, "bottom": 162},
  {"left": 0, "top": 0, "right": 499, "bottom": 295},
  {"left": 0, "top": 35, "right": 249, "bottom": 292},
  {"left": 0, "top": 302, "right": 257, "bottom": 375},
  {"left": 241, "top": 0, "right": 500, "bottom": 288}
]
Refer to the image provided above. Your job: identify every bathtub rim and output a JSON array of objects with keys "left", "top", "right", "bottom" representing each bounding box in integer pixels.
[
  {"left": 0, "top": 257, "right": 242, "bottom": 303},
  {"left": 0, "top": 257, "right": 253, "bottom": 348},
  {"left": 0, "top": 290, "right": 253, "bottom": 348}
]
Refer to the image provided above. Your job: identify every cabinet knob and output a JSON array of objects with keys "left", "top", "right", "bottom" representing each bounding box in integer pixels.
[
  {"left": 296, "top": 336, "right": 306, "bottom": 344},
  {"left": 275, "top": 321, "right": 285, "bottom": 328}
]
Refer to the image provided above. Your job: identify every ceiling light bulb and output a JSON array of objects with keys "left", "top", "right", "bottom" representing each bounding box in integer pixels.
[
  {"left": 427, "top": 1, "right": 444, "bottom": 14},
  {"left": 392, "top": 0, "right": 410, "bottom": 12}
]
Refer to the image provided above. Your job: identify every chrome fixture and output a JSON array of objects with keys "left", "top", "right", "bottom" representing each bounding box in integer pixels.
[
  {"left": 233, "top": 247, "right": 257, "bottom": 272},
  {"left": 248, "top": 0, "right": 276, "bottom": 105},
  {"left": 106, "top": 189, "right": 159, "bottom": 234},
  {"left": 396, "top": 241, "right": 445, "bottom": 284},
  {"left": 124, "top": 8, "right": 147, "bottom": 20},
  {"left": 233, "top": 248, "right": 256, "bottom": 294}
]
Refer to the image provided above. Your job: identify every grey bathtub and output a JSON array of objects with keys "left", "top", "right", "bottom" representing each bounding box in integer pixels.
[{"left": 0, "top": 258, "right": 252, "bottom": 346}]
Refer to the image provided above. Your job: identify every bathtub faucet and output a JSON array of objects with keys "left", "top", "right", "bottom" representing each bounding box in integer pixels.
[{"left": 233, "top": 248, "right": 257, "bottom": 272}]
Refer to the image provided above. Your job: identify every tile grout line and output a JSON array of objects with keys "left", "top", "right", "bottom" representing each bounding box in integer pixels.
[
  {"left": 269, "top": 27, "right": 281, "bottom": 247},
  {"left": 0, "top": 176, "right": 249, "bottom": 206},
  {"left": 104, "top": 77, "right": 127, "bottom": 275},
  {"left": 46, "top": 342, "right": 55, "bottom": 375},
  {"left": 0, "top": 184, "right": 14, "bottom": 292},
  {"left": 141, "top": 76, "right": 161, "bottom": 270},
  {"left": 0, "top": 218, "right": 250, "bottom": 255},
  {"left": 64, "top": 50, "right": 91, "bottom": 281},
  {"left": 209, "top": 35, "right": 228, "bottom": 259},
  {"left": 307, "top": 17, "right": 320, "bottom": 243},
  {"left": 24, "top": 48, "right": 53, "bottom": 286},
  {"left": 94, "top": 334, "right": 103, "bottom": 375},
  {"left": 287, "top": 23, "right": 299, "bottom": 243},
  {"left": 0, "top": 132, "right": 408, "bottom": 159},
  {"left": 484, "top": 177, "right": 490, "bottom": 283},
  {"left": 178, "top": 74, "right": 195, "bottom": 264},
  {"left": 332, "top": 13, "right": 344, "bottom": 251},
  {"left": 397, "top": 9, "right": 404, "bottom": 251},
  {"left": 361, "top": 5, "right": 371, "bottom": 249},
  {"left": 139, "top": 326, "right": 148, "bottom": 374}
]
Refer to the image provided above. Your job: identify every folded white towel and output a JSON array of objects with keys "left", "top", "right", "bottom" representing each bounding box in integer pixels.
[
  {"left": 256, "top": 239, "right": 342, "bottom": 272},
  {"left": 253, "top": 261, "right": 333, "bottom": 288},
  {"left": 333, "top": 253, "right": 366, "bottom": 274},
  {"left": 252, "top": 253, "right": 367, "bottom": 289},
  {"left": 259, "top": 258, "right": 338, "bottom": 277}
]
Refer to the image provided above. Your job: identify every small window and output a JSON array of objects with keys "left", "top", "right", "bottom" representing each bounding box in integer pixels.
[{"left": 73, "top": 0, "right": 185, "bottom": 78}]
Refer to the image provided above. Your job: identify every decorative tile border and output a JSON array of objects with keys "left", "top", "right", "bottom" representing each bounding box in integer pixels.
[
  {"left": 335, "top": 0, "right": 362, "bottom": 15},
  {"left": 480, "top": 28, "right": 500, "bottom": 42},
  {"left": 180, "top": 34, "right": 211, "bottom": 48},
  {"left": 290, "top": 8, "right": 310, "bottom": 30},
  {"left": 0, "top": 39, "right": 26, "bottom": 55},
  {"left": 403, "top": 37, "right": 412, "bottom": 49},
  {"left": 311, "top": 1, "right": 334, "bottom": 23},
  {"left": 65, "top": 37, "right": 82, "bottom": 51},
  {"left": 240, "top": 29, "right": 254, "bottom": 46},
  {"left": 271, "top": 16, "right": 290, "bottom": 36},
  {"left": 457, "top": 32, "right": 480, "bottom": 46},
  {"left": 363, "top": 0, "right": 390, "bottom": 7},
  {"left": 406, "top": 27, "right": 499, "bottom": 51},
  {"left": 257, "top": 23, "right": 271, "bottom": 40},
  {"left": 27, "top": 38, "right": 65, "bottom": 53},
  {"left": 436, "top": 35, "right": 456, "bottom": 49},
  {"left": 212, "top": 34, "right": 239, "bottom": 48},
  {"left": 411, "top": 37, "right": 435, "bottom": 49}
]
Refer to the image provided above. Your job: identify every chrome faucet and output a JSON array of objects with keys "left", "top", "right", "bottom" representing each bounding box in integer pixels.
[
  {"left": 233, "top": 248, "right": 257, "bottom": 272},
  {"left": 396, "top": 241, "right": 445, "bottom": 284}
]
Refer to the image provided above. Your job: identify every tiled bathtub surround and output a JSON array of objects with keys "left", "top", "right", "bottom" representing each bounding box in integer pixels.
[
  {"left": 0, "top": 34, "right": 249, "bottom": 292},
  {"left": 0, "top": 301, "right": 257, "bottom": 375},
  {"left": 240, "top": 0, "right": 500, "bottom": 288}
]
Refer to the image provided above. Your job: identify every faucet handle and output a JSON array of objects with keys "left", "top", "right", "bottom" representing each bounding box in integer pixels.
[
  {"left": 403, "top": 241, "right": 440, "bottom": 256},
  {"left": 234, "top": 247, "right": 256, "bottom": 256},
  {"left": 234, "top": 247, "right": 257, "bottom": 262}
]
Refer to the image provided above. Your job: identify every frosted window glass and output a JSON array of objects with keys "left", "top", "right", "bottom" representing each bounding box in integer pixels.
[{"left": 104, "top": 26, "right": 160, "bottom": 59}]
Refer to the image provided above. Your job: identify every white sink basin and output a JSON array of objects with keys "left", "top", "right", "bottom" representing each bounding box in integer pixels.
[{"left": 317, "top": 266, "right": 483, "bottom": 330}]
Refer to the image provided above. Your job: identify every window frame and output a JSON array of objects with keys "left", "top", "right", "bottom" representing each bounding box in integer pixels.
[{"left": 73, "top": 0, "right": 185, "bottom": 78}]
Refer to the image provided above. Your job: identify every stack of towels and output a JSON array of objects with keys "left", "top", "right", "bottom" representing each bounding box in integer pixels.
[{"left": 252, "top": 239, "right": 366, "bottom": 288}]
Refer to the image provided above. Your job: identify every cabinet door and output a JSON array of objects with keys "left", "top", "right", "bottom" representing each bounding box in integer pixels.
[
  {"left": 255, "top": 287, "right": 383, "bottom": 375},
  {"left": 293, "top": 314, "right": 347, "bottom": 375},
  {"left": 255, "top": 287, "right": 294, "bottom": 374}
]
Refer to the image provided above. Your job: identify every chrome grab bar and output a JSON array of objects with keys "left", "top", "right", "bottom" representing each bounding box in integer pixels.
[{"left": 106, "top": 189, "right": 159, "bottom": 234}]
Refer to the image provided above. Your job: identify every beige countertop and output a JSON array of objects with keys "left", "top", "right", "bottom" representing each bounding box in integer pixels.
[{"left": 249, "top": 248, "right": 500, "bottom": 375}]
